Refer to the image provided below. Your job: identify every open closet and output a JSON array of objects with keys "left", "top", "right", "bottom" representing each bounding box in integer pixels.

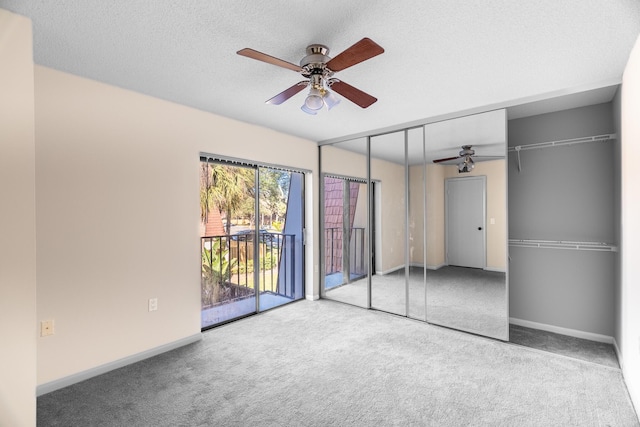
[{"left": 507, "top": 102, "right": 618, "bottom": 343}]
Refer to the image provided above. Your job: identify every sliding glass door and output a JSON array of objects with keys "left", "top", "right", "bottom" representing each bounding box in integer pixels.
[
  {"left": 200, "top": 158, "right": 305, "bottom": 329},
  {"left": 257, "top": 167, "right": 305, "bottom": 311},
  {"left": 200, "top": 161, "right": 257, "bottom": 327}
]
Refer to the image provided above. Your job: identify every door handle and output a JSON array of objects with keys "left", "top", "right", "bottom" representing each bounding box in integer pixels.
[{"left": 478, "top": 227, "right": 483, "bottom": 230}]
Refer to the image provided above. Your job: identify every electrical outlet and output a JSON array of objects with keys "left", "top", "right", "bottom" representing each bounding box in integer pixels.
[
  {"left": 148, "top": 298, "right": 158, "bottom": 312},
  {"left": 41, "top": 320, "right": 54, "bottom": 337}
]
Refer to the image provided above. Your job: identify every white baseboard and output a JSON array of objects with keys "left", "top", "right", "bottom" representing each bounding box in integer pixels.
[
  {"left": 403, "top": 263, "right": 450, "bottom": 270},
  {"left": 484, "top": 267, "right": 506, "bottom": 273},
  {"left": 611, "top": 339, "right": 640, "bottom": 415},
  {"left": 376, "top": 265, "right": 405, "bottom": 275},
  {"left": 36, "top": 333, "right": 202, "bottom": 396},
  {"left": 509, "top": 317, "right": 614, "bottom": 344},
  {"left": 306, "top": 294, "right": 319, "bottom": 301},
  {"left": 613, "top": 338, "right": 623, "bottom": 370},
  {"left": 624, "top": 372, "right": 640, "bottom": 418}
]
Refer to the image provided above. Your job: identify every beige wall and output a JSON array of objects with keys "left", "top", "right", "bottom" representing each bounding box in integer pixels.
[
  {"left": 371, "top": 157, "right": 405, "bottom": 273},
  {"left": 409, "top": 164, "right": 426, "bottom": 266},
  {"left": 0, "top": 10, "right": 37, "bottom": 426},
  {"left": 426, "top": 160, "right": 507, "bottom": 271},
  {"left": 34, "top": 66, "right": 318, "bottom": 386},
  {"left": 620, "top": 33, "right": 640, "bottom": 412},
  {"left": 425, "top": 164, "right": 446, "bottom": 268}
]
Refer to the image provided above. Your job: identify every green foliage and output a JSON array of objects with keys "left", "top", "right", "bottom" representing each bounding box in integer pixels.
[
  {"left": 201, "top": 238, "right": 237, "bottom": 306},
  {"left": 233, "top": 250, "right": 278, "bottom": 274},
  {"left": 272, "top": 221, "right": 284, "bottom": 232},
  {"left": 200, "top": 163, "right": 255, "bottom": 235},
  {"left": 200, "top": 163, "right": 292, "bottom": 233}
]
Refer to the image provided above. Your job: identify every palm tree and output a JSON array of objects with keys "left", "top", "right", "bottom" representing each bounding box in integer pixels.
[{"left": 201, "top": 163, "right": 254, "bottom": 236}]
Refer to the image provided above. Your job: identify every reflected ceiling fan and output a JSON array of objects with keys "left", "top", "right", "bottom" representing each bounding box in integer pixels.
[
  {"left": 433, "top": 145, "right": 489, "bottom": 173},
  {"left": 237, "top": 38, "right": 384, "bottom": 115}
]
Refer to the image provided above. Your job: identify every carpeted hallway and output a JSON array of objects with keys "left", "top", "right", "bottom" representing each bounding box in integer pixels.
[{"left": 38, "top": 300, "right": 638, "bottom": 426}]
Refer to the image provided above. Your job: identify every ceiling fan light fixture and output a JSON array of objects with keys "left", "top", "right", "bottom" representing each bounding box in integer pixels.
[
  {"left": 304, "top": 87, "right": 324, "bottom": 110},
  {"left": 301, "top": 104, "right": 318, "bottom": 115},
  {"left": 324, "top": 90, "right": 341, "bottom": 110},
  {"left": 458, "top": 156, "right": 475, "bottom": 173}
]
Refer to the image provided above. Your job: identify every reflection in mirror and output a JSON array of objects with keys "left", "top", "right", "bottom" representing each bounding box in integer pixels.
[
  {"left": 407, "top": 127, "right": 426, "bottom": 320},
  {"left": 425, "top": 109, "right": 508, "bottom": 340},
  {"left": 370, "top": 131, "right": 407, "bottom": 315},
  {"left": 320, "top": 139, "right": 369, "bottom": 308}
]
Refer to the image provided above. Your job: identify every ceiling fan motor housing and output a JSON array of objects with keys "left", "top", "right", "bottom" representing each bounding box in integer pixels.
[
  {"left": 300, "top": 44, "right": 333, "bottom": 80},
  {"left": 460, "top": 145, "right": 475, "bottom": 156}
]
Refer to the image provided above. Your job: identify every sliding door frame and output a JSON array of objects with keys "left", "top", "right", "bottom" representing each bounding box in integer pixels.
[{"left": 200, "top": 153, "right": 309, "bottom": 329}]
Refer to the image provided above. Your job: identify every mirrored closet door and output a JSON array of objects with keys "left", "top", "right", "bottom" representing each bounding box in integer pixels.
[
  {"left": 319, "top": 109, "right": 509, "bottom": 341},
  {"left": 320, "top": 139, "right": 369, "bottom": 308},
  {"left": 370, "top": 131, "right": 407, "bottom": 316},
  {"left": 424, "top": 109, "right": 509, "bottom": 340},
  {"left": 407, "top": 127, "right": 427, "bottom": 321}
]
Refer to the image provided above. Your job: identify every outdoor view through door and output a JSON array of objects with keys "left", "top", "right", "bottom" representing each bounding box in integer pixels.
[{"left": 199, "top": 158, "right": 305, "bottom": 329}]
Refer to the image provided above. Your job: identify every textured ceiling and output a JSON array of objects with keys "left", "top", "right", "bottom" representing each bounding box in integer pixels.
[{"left": 2, "top": 1, "right": 639, "bottom": 143}]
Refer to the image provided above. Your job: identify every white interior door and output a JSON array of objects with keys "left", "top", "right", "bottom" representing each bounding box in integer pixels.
[{"left": 445, "top": 176, "right": 485, "bottom": 268}]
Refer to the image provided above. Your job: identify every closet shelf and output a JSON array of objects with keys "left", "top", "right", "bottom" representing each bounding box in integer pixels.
[
  {"left": 507, "top": 133, "right": 617, "bottom": 152},
  {"left": 508, "top": 239, "right": 618, "bottom": 252},
  {"left": 508, "top": 133, "right": 617, "bottom": 173}
]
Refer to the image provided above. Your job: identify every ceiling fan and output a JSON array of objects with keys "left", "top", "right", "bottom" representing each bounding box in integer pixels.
[
  {"left": 237, "top": 38, "right": 384, "bottom": 115},
  {"left": 432, "top": 145, "right": 484, "bottom": 173}
]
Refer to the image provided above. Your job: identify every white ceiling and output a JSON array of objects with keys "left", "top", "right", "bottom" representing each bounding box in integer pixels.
[{"left": 2, "top": 1, "right": 639, "bottom": 143}]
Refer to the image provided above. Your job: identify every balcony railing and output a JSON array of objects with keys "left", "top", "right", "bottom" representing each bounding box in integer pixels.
[
  {"left": 324, "top": 227, "right": 366, "bottom": 276},
  {"left": 201, "top": 232, "right": 296, "bottom": 309}
]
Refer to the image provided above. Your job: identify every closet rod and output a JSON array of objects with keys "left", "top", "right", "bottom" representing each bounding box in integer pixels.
[
  {"left": 508, "top": 133, "right": 617, "bottom": 153},
  {"left": 509, "top": 239, "right": 618, "bottom": 252}
]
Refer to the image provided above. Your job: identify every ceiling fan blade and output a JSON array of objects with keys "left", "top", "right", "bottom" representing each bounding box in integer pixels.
[
  {"left": 330, "top": 80, "right": 377, "bottom": 108},
  {"left": 326, "top": 38, "right": 384, "bottom": 72},
  {"left": 433, "top": 156, "right": 462, "bottom": 164},
  {"left": 266, "top": 81, "right": 308, "bottom": 105},
  {"left": 237, "top": 48, "right": 302, "bottom": 72},
  {"left": 473, "top": 155, "right": 505, "bottom": 162}
]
